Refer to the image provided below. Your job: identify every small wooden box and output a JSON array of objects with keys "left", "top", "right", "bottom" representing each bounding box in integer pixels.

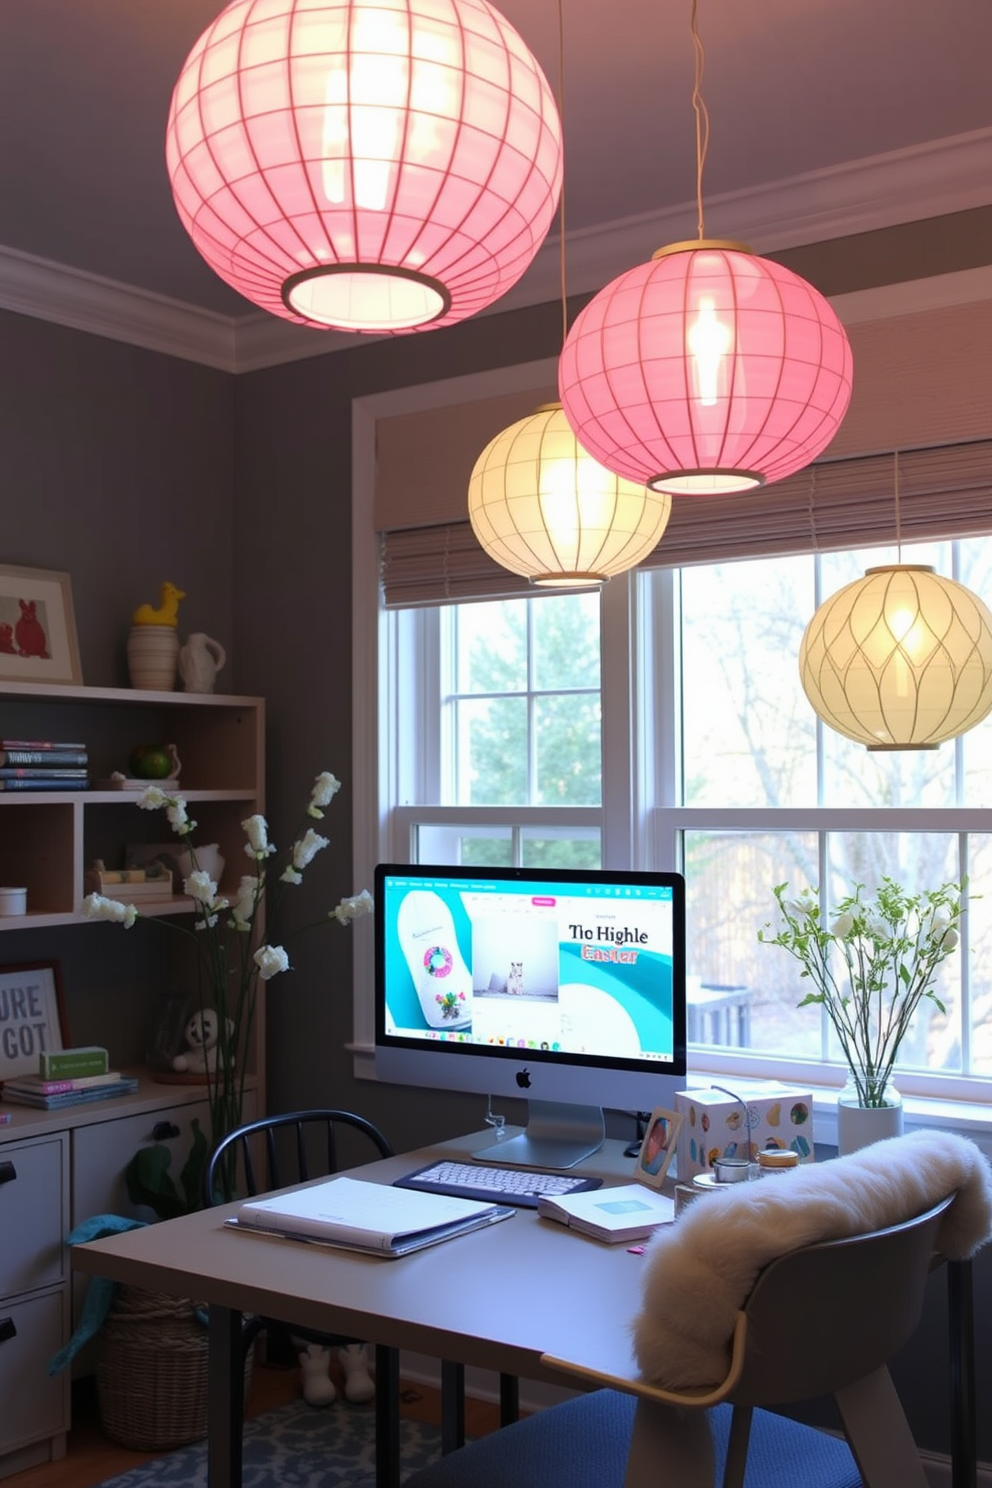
[{"left": 84, "top": 868, "right": 173, "bottom": 901}]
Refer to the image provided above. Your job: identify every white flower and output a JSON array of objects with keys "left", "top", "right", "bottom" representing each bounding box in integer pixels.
[
  {"left": 308, "top": 772, "right": 341, "bottom": 818},
  {"left": 931, "top": 914, "right": 959, "bottom": 951},
  {"left": 831, "top": 910, "right": 855, "bottom": 939},
  {"left": 331, "top": 889, "right": 374, "bottom": 925},
  {"left": 166, "top": 796, "right": 195, "bottom": 835},
  {"left": 82, "top": 893, "right": 137, "bottom": 930},
  {"left": 242, "top": 814, "right": 275, "bottom": 859},
  {"left": 230, "top": 876, "right": 259, "bottom": 931},
  {"left": 254, "top": 944, "right": 290, "bottom": 980},
  {"left": 281, "top": 867, "right": 303, "bottom": 885},
  {"left": 137, "top": 786, "right": 171, "bottom": 811},
  {"left": 865, "top": 915, "right": 888, "bottom": 939},
  {"left": 185, "top": 870, "right": 218, "bottom": 904},
  {"left": 295, "top": 830, "right": 329, "bottom": 870}
]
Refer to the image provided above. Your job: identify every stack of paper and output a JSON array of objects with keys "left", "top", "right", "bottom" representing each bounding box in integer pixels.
[{"left": 537, "top": 1183, "right": 675, "bottom": 1243}]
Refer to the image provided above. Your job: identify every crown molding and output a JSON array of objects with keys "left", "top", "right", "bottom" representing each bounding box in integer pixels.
[{"left": 1, "top": 128, "right": 990, "bottom": 374}]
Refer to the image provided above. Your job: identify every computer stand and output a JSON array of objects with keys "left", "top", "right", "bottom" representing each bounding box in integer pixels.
[{"left": 473, "top": 1100, "right": 606, "bottom": 1170}]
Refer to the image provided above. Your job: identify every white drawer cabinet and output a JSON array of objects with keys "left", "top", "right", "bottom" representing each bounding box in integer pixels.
[{"left": 0, "top": 1133, "right": 70, "bottom": 1478}]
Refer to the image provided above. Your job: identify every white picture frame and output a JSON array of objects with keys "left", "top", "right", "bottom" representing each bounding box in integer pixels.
[
  {"left": 634, "top": 1105, "right": 682, "bottom": 1189},
  {"left": 0, "top": 564, "right": 82, "bottom": 684},
  {"left": 0, "top": 961, "right": 68, "bottom": 1081}
]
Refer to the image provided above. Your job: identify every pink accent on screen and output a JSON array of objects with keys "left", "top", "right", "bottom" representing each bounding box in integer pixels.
[
  {"left": 558, "top": 247, "right": 853, "bottom": 494},
  {"left": 166, "top": 0, "right": 562, "bottom": 334},
  {"left": 531, "top": 897, "right": 557, "bottom": 906}
]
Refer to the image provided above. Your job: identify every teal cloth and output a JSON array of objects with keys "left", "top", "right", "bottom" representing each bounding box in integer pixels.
[{"left": 47, "top": 1214, "right": 147, "bottom": 1375}]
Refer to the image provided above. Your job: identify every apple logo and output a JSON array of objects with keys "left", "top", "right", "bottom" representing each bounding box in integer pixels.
[{"left": 515, "top": 1068, "right": 531, "bottom": 1089}]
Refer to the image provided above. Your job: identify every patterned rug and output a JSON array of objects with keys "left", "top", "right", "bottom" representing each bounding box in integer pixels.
[{"left": 95, "top": 1398, "right": 446, "bottom": 1488}]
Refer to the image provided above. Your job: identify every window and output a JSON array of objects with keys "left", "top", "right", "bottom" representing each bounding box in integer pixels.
[{"left": 378, "top": 536, "right": 992, "bottom": 1100}]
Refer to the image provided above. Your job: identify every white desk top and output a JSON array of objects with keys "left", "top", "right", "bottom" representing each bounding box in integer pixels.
[{"left": 71, "top": 1132, "right": 650, "bottom": 1389}]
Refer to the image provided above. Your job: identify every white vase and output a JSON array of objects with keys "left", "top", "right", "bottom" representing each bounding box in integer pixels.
[
  {"left": 836, "top": 1076, "right": 903, "bottom": 1155},
  {"left": 127, "top": 625, "right": 179, "bottom": 691}
]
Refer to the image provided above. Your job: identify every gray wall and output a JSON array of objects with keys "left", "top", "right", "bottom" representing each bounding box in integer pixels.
[{"left": 2, "top": 229, "right": 990, "bottom": 1458}]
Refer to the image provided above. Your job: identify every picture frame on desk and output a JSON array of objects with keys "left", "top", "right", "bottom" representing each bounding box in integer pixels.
[
  {"left": 634, "top": 1105, "right": 681, "bottom": 1189},
  {"left": 0, "top": 960, "right": 68, "bottom": 1080},
  {"left": 0, "top": 563, "right": 82, "bottom": 684}
]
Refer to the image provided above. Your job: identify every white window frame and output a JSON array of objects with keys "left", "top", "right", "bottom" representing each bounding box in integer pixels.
[{"left": 351, "top": 357, "right": 992, "bottom": 1151}]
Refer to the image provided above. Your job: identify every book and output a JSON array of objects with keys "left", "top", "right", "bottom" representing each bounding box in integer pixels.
[
  {"left": 0, "top": 739, "right": 87, "bottom": 751},
  {"left": 0, "top": 749, "right": 88, "bottom": 766},
  {"left": 39, "top": 1045, "right": 110, "bottom": 1079},
  {"left": 0, "top": 776, "right": 89, "bottom": 791},
  {"left": 2, "top": 1077, "right": 139, "bottom": 1110},
  {"left": 536, "top": 1183, "right": 675, "bottom": 1243},
  {"left": 0, "top": 767, "right": 89, "bottom": 779},
  {"left": 228, "top": 1174, "right": 515, "bottom": 1257},
  {"left": 1, "top": 1070, "right": 127, "bottom": 1096}
]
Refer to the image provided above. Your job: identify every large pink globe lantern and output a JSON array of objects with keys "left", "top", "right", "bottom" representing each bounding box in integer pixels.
[
  {"left": 558, "top": 241, "right": 854, "bottom": 496},
  {"left": 166, "top": 0, "right": 563, "bottom": 334}
]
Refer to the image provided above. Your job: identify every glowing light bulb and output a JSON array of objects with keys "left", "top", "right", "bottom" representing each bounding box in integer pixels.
[{"left": 686, "top": 296, "right": 732, "bottom": 406}]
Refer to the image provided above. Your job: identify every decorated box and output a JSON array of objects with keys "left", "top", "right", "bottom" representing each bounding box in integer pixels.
[{"left": 674, "top": 1082, "right": 814, "bottom": 1180}]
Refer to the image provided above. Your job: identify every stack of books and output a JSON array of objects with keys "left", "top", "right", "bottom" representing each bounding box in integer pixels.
[
  {"left": 2, "top": 1046, "right": 137, "bottom": 1109},
  {"left": 0, "top": 738, "right": 89, "bottom": 791}
]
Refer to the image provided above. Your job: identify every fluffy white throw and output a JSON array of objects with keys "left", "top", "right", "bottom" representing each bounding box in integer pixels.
[{"left": 633, "top": 1130, "right": 992, "bottom": 1391}]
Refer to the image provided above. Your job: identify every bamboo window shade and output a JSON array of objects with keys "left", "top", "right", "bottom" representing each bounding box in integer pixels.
[{"left": 376, "top": 298, "right": 992, "bottom": 608}]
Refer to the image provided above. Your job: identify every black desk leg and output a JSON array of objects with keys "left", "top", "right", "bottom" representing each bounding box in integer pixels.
[
  {"left": 499, "top": 1372, "right": 520, "bottom": 1426},
  {"left": 948, "top": 1259, "right": 977, "bottom": 1488},
  {"left": 441, "top": 1360, "right": 465, "bottom": 1453},
  {"left": 207, "top": 1305, "right": 244, "bottom": 1488},
  {"left": 375, "top": 1344, "right": 401, "bottom": 1488}
]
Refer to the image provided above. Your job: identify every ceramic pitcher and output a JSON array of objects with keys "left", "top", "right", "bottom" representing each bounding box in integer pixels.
[{"left": 178, "top": 633, "right": 227, "bottom": 694}]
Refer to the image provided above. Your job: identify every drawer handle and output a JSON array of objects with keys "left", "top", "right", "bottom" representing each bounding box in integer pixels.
[
  {"left": 0, "top": 1318, "right": 16, "bottom": 1345},
  {"left": 0, "top": 1162, "right": 15, "bottom": 1186},
  {"left": 152, "top": 1122, "right": 180, "bottom": 1141}
]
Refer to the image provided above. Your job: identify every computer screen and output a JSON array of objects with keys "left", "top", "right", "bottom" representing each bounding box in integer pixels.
[{"left": 374, "top": 862, "right": 687, "bottom": 1169}]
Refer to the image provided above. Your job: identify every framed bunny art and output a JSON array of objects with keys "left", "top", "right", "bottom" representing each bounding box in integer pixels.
[{"left": 0, "top": 565, "right": 81, "bottom": 683}]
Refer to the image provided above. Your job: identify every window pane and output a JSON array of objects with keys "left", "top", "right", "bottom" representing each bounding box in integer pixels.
[
  {"left": 532, "top": 591, "right": 601, "bottom": 691},
  {"left": 967, "top": 834, "right": 992, "bottom": 1075},
  {"left": 521, "top": 832, "right": 601, "bottom": 870},
  {"left": 534, "top": 694, "right": 602, "bottom": 805},
  {"left": 453, "top": 601, "right": 526, "bottom": 693},
  {"left": 453, "top": 697, "right": 527, "bottom": 805},
  {"left": 684, "top": 830, "right": 823, "bottom": 1057},
  {"left": 681, "top": 558, "right": 817, "bottom": 808},
  {"left": 824, "top": 830, "right": 962, "bottom": 1076},
  {"left": 415, "top": 825, "right": 514, "bottom": 866}
]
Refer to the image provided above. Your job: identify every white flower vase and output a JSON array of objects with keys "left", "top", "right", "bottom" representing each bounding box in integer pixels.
[
  {"left": 836, "top": 1075, "right": 903, "bottom": 1155},
  {"left": 127, "top": 625, "right": 179, "bottom": 691}
]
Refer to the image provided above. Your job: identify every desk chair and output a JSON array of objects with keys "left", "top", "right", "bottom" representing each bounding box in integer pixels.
[
  {"left": 403, "top": 1198, "right": 950, "bottom": 1488},
  {"left": 202, "top": 1109, "right": 394, "bottom": 1374}
]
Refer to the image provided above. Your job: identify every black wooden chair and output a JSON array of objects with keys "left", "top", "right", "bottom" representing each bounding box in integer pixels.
[{"left": 202, "top": 1108, "right": 394, "bottom": 1375}]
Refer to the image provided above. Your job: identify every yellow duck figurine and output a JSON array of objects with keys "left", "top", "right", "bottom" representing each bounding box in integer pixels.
[{"left": 132, "top": 581, "right": 186, "bottom": 627}]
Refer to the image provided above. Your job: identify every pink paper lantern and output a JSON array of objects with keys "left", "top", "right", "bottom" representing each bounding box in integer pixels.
[
  {"left": 166, "top": 0, "right": 562, "bottom": 334},
  {"left": 559, "top": 242, "right": 853, "bottom": 495}
]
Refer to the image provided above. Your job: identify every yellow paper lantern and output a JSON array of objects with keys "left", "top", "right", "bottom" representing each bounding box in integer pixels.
[
  {"left": 799, "top": 565, "right": 992, "bottom": 749},
  {"left": 468, "top": 404, "right": 672, "bottom": 587}
]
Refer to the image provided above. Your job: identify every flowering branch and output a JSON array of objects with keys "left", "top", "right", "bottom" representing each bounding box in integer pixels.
[
  {"left": 82, "top": 770, "right": 371, "bottom": 1203},
  {"left": 759, "top": 877, "right": 965, "bottom": 1106}
]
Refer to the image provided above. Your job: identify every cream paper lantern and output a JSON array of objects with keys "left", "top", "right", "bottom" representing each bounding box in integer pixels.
[
  {"left": 799, "top": 565, "right": 992, "bottom": 749},
  {"left": 468, "top": 403, "right": 672, "bottom": 587}
]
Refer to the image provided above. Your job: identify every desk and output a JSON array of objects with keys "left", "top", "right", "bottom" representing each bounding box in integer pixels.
[{"left": 71, "top": 1133, "right": 643, "bottom": 1488}]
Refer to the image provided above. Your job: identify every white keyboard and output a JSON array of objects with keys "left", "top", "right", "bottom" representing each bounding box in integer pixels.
[{"left": 394, "top": 1159, "right": 602, "bottom": 1209}]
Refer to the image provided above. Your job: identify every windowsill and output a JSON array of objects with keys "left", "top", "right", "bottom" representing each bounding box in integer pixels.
[
  {"left": 352, "top": 1043, "right": 992, "bottom": 1159},
  {"left": 685, "top": 1066, "right": 992, "bottom": 1158}
]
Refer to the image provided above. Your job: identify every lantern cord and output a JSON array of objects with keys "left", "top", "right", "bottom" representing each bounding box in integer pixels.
[
  {"left": 690, "top": 0, "right": 710, "bottom": 241},
  {"left": 556, "top": 0, "right": 568, "bottom": 348},
  {"left": 894, "top": 450, "right": 903, "bottom": 561}
]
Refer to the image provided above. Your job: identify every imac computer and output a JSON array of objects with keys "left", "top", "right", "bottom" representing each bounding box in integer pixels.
[{"left": 374, "top": 862, "right": 687, "bottom": 1170}]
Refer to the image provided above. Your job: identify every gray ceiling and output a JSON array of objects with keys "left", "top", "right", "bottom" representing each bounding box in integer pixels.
[{"left": 0, "top": 0, "right": 989, "bottom": 321}]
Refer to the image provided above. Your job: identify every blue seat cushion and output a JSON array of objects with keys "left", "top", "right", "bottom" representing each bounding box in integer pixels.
[{"left": 403, "top": 1390, "right": 862, "bottom": 1488}]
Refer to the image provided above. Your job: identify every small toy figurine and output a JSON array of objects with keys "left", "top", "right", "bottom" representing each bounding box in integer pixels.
[
  {"left": 132, "top": 582, "right": 186, "bottom": 627},
  {"left": 299, "top": 1344, "right": 337, "bottom": 1406},
  {"left": 338, "top": 1342, "right": 376, "bottom": 1403},
  {"left": 172, "top": 1008, "right": 232, "bottom": 1075}
]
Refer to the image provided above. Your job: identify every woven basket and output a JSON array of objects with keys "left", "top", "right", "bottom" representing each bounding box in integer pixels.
[{"left": 96, "top": 1285, "right": 252, "bottom": 1451}]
